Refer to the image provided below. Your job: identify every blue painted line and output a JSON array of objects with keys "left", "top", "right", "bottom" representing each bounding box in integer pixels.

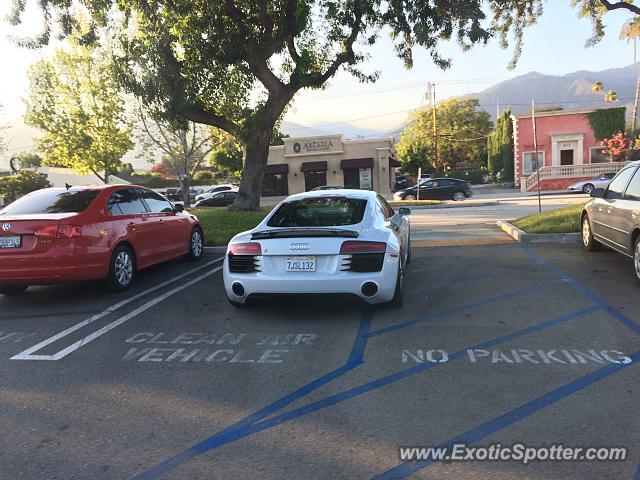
[
  {"left": 634, "top": 461, "right": 640, "bottom": 480},
  {"left": 367, "top": 279, "right": 566, "bottom": 337},
  {"left": 520, "top": 245, "right": 640, "bottom": 336},
  {"left": 348, "top": 310, "right": 372, "bottom": 364},
  {"left": 372, "top": 350, "right": 640, "bottom": 480},
  {"left": 416, "top": 272, "right": 495, "bottom": 294}
]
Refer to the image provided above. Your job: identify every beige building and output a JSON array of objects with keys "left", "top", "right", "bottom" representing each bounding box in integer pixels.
[{"left": 261, "top": 135, "right": 399, "bottom": 204}]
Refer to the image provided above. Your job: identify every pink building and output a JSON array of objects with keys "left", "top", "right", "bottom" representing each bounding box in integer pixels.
[{"left": 512, "top": 108, "right": 628, "bottom": 192}]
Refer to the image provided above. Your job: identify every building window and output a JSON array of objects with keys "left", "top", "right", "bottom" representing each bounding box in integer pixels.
[
  {"left": 523, "top": 152, "right": 544, "bottom": 174},
  {"left": 589, "top": 146, "right": 610, "bottom": 164},
  {"left": 262, "top": 173, "right": 288, "bottom": 197},
  {"left": 304, "top": 171, "right": 327, "bottom": 191},
  {"left": 343, "top": 169, "right": 360, "bottom": 189}
]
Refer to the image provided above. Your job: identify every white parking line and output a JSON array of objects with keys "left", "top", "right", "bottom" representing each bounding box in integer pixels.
[{"left": 11, "top": 258, "right": 224, "bottom": 361}]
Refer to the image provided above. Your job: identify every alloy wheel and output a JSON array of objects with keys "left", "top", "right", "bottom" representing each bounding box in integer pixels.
[
  {"left": 191, "top": 230, "right": 203, "bottom": 257},
  {"left": 114, "top": 251, "right": 133, "bottom": 287},
  {"left": 453, "top": 192, "right": 465, "bottom": 201},
  {"left": 582, "top": 217, "right": 591, "bottom": 247},
  {"left": 635, "top": 242, "right": 640, "bottom": 281}
]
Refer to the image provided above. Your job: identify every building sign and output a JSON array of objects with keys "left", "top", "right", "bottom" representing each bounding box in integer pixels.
[
  {"left": 359, "top": 168, "right": 372, "bottom": 190},
  {"left": 285, "top": 135, "right": 343, "bottom": 156}
]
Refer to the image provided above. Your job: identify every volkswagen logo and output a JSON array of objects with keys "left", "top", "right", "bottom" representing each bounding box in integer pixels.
[
  {"left": 289, "top": 242, "right": 310, "bottom": 251},
  {"left": 1, "top": 223, "right": 10, "bottom": 232}
]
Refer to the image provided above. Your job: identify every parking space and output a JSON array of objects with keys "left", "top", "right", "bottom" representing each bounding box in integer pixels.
[{"left": 1, "top": 244, "right": 639, "bottom": 479}]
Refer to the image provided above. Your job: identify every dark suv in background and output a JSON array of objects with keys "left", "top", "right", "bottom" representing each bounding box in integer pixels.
[{"left": 393, "top": 178, "right": 472, "bottom": 201}]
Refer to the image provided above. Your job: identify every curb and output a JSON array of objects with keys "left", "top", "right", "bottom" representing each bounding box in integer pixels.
[
  {"left": 393, "top": 200, "right": 500, "bottom": 210},
  {"left": 204, "top": 246, "right": 228, "bottom": 252},
  {"left": 496, "top": 220, "right": 581, "bottom": 244}
]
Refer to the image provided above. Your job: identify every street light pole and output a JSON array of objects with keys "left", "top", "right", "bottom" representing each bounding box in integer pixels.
[{"left": 531, "top": 99, "right": 542, "bottom": 214}]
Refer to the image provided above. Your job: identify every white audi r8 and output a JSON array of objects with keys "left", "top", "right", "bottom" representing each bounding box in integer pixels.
[{"left": 223, "top": 190, "right": 411, "bottom": 307}]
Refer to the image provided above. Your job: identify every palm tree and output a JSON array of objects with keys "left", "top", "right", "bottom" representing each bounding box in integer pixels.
[
  {"left": 592, "top": 81, "right": 604, "bottom": 106},
  {"left": 605, "top": 90, "right": 619, "bottom": 103},
  {"left": 620, "top": 18, "right": 640, "bottom": 130}
]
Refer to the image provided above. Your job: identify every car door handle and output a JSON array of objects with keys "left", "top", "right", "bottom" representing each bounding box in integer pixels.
[{"left": 127, "top": 222, "right": 136, "bottom": 231}]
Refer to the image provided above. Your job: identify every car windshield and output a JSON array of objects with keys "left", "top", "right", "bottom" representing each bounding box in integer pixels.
[
  {"left": 0, "top": 189, "right": 100, "bottom": 215},
  {"left": 267, "top": 197, "right": 367, "bottom": 227}
]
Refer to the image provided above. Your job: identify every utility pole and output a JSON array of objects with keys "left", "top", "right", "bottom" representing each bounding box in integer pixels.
[
  {"left": 531, "top": 99, "right": 542, "bottom": 213},
  {"left": 428, "top": 82, "right": 439, "bottom": 173}
]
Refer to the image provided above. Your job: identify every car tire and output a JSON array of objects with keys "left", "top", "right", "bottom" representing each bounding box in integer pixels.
[
  {"left": 185, "top": 227, "right": 204, "bottom": 261},
  {"left": 582, "top": 183, "right": 594, "bottom": 194},
  {"left": 581, "top": 214, "right": 601, "bottom": 252},
  {"left": 107, "top": 244, "right": 136, "bottom": 292},
  {"left": 452, "top": 191, "right": 466, "bottom": 201},
  {"left": 404, "top": 194, "right": 416, "bottom": 201},
  {"left": 387, "top": 261, "right": 404, "bottom": 308},
  {"left": 227, "top": 296, "right": 247, "bottom": 308},
  {"left": 633, "top": 236, "right": 640, "bottom": 286},
  {"left": 406, "top": 231, "right": 412, "bottom": 265},
  {"left": 0, "top": 285, "right": 28, "bottom": 296}
]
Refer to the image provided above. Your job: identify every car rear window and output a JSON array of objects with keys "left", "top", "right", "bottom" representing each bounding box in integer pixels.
[
  {"left": 267, "top": 197, "right": 367, "bottom": 227},
  {"left": 0, "top": 189, "right": 100, "bottom": 215}
]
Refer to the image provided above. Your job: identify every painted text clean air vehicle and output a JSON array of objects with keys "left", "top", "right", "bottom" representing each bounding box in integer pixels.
[
  {"left": 223, "top": 190, "right": 411, "bottom": 307},
  {"left": 0, "top": 185, "right": 203, "bottom": 294}
]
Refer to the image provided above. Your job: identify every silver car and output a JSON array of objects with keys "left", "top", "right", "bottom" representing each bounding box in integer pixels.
[
  {"left": 569, "top": 173, "right": 615, "bottom": 194},
  {"left": 581, "top": 161, "right": 640, "bottom": 283}
]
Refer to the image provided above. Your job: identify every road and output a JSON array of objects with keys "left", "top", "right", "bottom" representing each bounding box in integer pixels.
[{"left": 1, "top": 237, "right": 639, "bottom": 479}]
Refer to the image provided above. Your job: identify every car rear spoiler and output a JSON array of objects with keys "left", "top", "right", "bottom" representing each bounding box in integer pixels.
[{"left": 251, "top": 228, "right": 359, "bottom": 239}]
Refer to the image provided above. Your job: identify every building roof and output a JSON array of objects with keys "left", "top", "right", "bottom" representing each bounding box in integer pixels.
[{"left": 512, "top": 106, "right": 622, "bottom": 119}]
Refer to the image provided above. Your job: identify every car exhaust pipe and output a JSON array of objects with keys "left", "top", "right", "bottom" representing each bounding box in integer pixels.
[
  {"left": 232, "top": 282, "right": 245, "bottom": 297},
  {"left": 361, "top": 282, "right": 378, "bottom": 297}
]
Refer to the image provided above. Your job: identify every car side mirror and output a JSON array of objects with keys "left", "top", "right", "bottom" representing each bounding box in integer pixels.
[
  {"left": 398, "top": 207, "right": 411, "bottom": 216},
  {"left": 590, "top": 188, "right": 605, "bottom": 198},
  {"left": 174, "top": 203, "right": 185, "bottom": 213}
]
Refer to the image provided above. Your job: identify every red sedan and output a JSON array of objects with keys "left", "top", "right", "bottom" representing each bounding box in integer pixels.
[{"left": 0, "top": 185, "right": 204, "bottom": 294}]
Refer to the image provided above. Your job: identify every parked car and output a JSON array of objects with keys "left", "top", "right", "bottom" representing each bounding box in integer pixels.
[
  {"left": 194, "top": 190, "right": 237, "bottom": 207},
  {"left": 393, "top": 178, "right": 472, "bottom": 201},
  {"left": 581, "top": 161, "right": 640, "bottom": 283},
  {"left": 164, "top": 188, "right": 181, "bottom": 201},
  {"left": 569, "top": 173, "right": 615, "bottom": 194},
  {"left": 223, "top": 190, "right": 411, "bottom": 307},
  {"left": 195, "top": 184, "right": 239, "bottom": 202},
  {"left": 0, "top": 185, "right": 204, "bottom": 294}
]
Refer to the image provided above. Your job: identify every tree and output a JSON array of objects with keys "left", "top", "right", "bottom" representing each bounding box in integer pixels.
[
  {"left": 137, "top": 112, "right": 219, "bottom": 207},
  {"left": 620, "top": 18, "right": 640, "bottom": 130},
  {"left": 397, "top": 98, "right": 493, "bottom": 173},
  {"left": 487, "top": 109, "right": 514, "bottom": 181},
  {"left": 23, "top": 25, "right": 132, "bottom": 184},
  {"left": 605, "top": 90, "right": 619, "bottom": 103},
  {"left": 592, "top": 81, "right": 604, "bottom": 106},
  {"left": 601, "top": 132, "right": 630, "bottom": 161},
  {"left": 10, "top": 1, "right": 640, "bottom": 209},
  {"left": 0, "top": 104, "right": 9, "bottom": 156},
  {"left": 0, "top": 171, "right": 51, "bottom": 204}
]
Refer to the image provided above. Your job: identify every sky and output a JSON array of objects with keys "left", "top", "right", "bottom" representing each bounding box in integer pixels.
[{"left": 0, "top": 1, "right": 636, "bottom": 139}]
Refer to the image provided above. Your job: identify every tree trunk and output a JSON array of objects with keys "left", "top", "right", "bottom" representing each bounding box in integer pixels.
[
  {"left": 232, "top": 128, "right": 273, "bottom": 210},
  {"left": 633, "top": 73, "right": 640, "bottom": 133},
  {"left": 181, "top": 177, "right": 191, "bottom": 209}
]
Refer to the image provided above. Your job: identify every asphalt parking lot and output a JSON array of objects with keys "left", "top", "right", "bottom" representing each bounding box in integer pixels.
[{"left": 1, "top": 241, "right": 639, "bottom": 479}]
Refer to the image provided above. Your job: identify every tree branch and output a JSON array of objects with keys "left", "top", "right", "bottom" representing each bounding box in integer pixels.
[
  {"left": 599, "top": 0, "right": 640, "bottom": 15},
  {"left": 180, "top": 106, "right": 241, "bottom": 138},
  {"left": 139, "top": 112, "right": 174, "bottom": 157}
]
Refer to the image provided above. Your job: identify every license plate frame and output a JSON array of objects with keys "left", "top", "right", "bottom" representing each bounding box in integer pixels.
[
  {"left": 286, "top": 256, "right": 316, "bottom": 272},
  {"left": 0, "top": 235, "right": 21, "bottom": 249}
]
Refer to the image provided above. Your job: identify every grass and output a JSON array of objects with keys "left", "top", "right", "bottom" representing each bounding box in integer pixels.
[
  {"left": 192, "top": 208, "right": 269, "bottom": 246},
  {"left": 511, "top": 203, "right": 587, "bottom": 234}
]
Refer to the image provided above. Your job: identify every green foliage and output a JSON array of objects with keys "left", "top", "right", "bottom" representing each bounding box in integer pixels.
[
  {"left": 487, "top": 109, "right": 514, "bottom": 180},
  {"left": 193, "top": 171, "right": 214, "bottom": 182},
  {"left": 24, "top": 24, "right": 132, "bottom": 183},
  {"left": 444, "top": 170, "right": 487, "bottom": 185},
  {"left": 12, "top": 0, "right": 638, "bottom": 208},
  {"left": 211, "top": 134, "right": 244, "bottom": 177},
  {"left": 397, "top": 97, "right": 493, "bottom": 173},
  {"left": 587, "top": 107, "right": 627, "bottom": 140},
  {"left": 512, "top": 203, "right": 586, "bottom": 234},
  {"left": 0, "top": 171, "right": 51, "bottom": 203},
  {"left": 192, "top": 208, "right": 269, "bottom": 246}
]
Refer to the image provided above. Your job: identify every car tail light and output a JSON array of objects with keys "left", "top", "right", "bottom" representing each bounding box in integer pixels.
[
  {"left": 340, "top": 241, "right": 387, "bottom": 254},
  {"left": 227, "top": 242, "right": 262, "bottom": 256},
  {"left": 34, "top": 224, "right": 82, "bottom": 239}
]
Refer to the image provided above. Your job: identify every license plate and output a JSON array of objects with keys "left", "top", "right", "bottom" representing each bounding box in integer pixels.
[
  {"left": 0, "top": 236, "right": 21, "bottom": 249},
  {"left": 286, "top": 256, "right": 316, "bottom": 272}
]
